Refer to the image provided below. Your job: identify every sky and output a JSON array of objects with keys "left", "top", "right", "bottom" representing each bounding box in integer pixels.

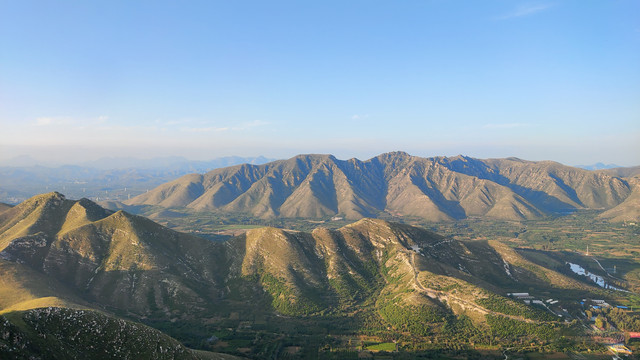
[{"left": 1, "top": 0, "right": 639, "bottom": 166}]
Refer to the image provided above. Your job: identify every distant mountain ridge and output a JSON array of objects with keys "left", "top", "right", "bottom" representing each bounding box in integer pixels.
[
  {"left": 0, "top": 155, "right": 273, "bottom": 170},
  {"left": 0, "top": 156, "right": 273, "bottom": 204},
  {"left": 576, "top": 162, "right": 621, "bottom": 170},
  {"left": 125, "top": 152, "right": 637, "bottom": 222}
]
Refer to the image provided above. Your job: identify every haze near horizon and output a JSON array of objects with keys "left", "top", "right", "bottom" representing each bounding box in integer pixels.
[{"left": 1, "top": 1, "right": 639, "bottom": 166}]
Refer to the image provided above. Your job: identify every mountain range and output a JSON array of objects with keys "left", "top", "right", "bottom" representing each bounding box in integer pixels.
[
  {"left": 0, "top": 155, "right": 273, "bottom": 170},
  {"left": 0, "top": 156, "right": 272, "bottom": 204},
  {"left": 1, "top": 192, "right": 625, "bottom": 357},
  {"left": 576, "top": 162, "right": 621, "bottom": 170},
  {"left": 124, "top": 152, "right": 639, "bottom": 222}
]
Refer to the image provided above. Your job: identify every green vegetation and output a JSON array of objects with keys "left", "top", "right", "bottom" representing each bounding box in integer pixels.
[
  {"left": 477, "top": 294, "right": 557, "bottom": 321},
  {"left": 441, "top": 315, "right": 480, "bottom": 342},
  {"left": 365, "top": 342, "right": 396, "bottom": 351},
  {"left": 377, "top": 297, "right": 446, "bottom": 336},
  {"left": 3, "top": 192, "right": 640, "bottom": 359},
  {"left": 587, "top": 306, "right": 640, "bottom": 332},
  {"left": 259, "top": 273, "right": 323, "bottom": 316},
  {"left": 485, "top": 315, "right": 558, "bottom": 341}
]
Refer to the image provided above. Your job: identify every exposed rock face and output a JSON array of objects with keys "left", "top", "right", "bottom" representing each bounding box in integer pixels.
[
  {"left": 126, "top": 152, "right": 634, "bottom": 221},
  {"left": 599, "top": 176, "right": 640, "bottom": 222}
]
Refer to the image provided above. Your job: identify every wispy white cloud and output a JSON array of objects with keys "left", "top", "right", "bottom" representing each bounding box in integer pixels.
[
  {"left": 351, "top": 114, "right": 370, "bottom": 120},
  {"left": 35, "top": 117, "right": 53, "bottom": 126},
  {"left": 167, "top": 120, "right": 270, "bottom": 133},
  {"left": 483, "top": 123, "right": 531, "bottom": 129},
  {"left": 160, "top": 118, "right": 195, "bottom": 126},
  {"left": 231, "top": 120, "right": 270, "bottom": 131},
  {"left": 180, "top": 126, "right": 229, "bottom": 133},
  {"left": 35, "top": 115, "right": 108, "bottom": 128},
  {"left": 497, "top": 3, "right": 554, "bottom": 20},
  {"left": 34, "top": 117, "right": 73, "bottom": 126}
]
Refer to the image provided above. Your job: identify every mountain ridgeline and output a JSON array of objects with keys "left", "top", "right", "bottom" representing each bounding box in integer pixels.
[
  {"left": 0, "top": 192, "right": 631, "bottom": 357},
  {"left": 0, "top": 193, "right": 243, "bottom": 358},
  {"left": 1, "top": 193, "right": 610, "bottom": 326},
  {"left": 0, "top": 192, "right": 228, "bottom": 317},
  {"left": 125, "top": 152, "right": 636, "bottom": 221}
]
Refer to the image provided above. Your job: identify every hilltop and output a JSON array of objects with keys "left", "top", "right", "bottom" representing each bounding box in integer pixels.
[
  {"left": 2, "top": 193, "right": 629, "bottom": 356},
  {"left": 125, "top": 152, "right": 636, "bottom": 222},
  {"left": 1, "top": 192, "right": 613, "bottom": 321},
  {"left": 0, "top": 192, "right": 228, "bottom": 318},
  {"left": 0, "top": 193, "right": 239, "bottom": 359}
]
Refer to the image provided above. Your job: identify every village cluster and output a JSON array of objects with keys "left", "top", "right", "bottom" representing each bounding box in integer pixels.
[{"left": 508, "top": 293, "right": 637, "bottom": 356}]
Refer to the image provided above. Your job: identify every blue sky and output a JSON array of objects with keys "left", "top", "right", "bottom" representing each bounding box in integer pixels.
[{"left": 1, "top": 1, "right": 639, "bottom": 166}]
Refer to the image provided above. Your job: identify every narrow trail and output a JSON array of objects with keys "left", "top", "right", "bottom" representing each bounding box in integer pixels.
[
  {"left": 591, "top": 257, "right": 624, "bottom": 282},
  {"left": 408, "top": 252, "right": 540, "bottom": 324}
]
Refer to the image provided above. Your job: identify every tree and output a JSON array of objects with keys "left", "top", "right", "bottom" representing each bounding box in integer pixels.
[{"left": 595, "top": 315, "right": 607, "bottom": 330}]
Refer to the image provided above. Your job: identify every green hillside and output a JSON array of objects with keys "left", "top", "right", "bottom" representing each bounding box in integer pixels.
[
  {"left": 1, "top": 192, "right": 635, "bottom": 358},
  {"left": 0, "top": 192, "right": 229, "bottom": 319}
]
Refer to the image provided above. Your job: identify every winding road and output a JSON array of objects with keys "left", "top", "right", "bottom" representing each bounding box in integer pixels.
[{"left": 408, "top": 252, "right": 540, "bottom": 324}]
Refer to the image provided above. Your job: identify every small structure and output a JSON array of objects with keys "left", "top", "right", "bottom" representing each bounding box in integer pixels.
[
  {"left": 628, "top": 332, "right": 640, "bottom": 339},
  {"left": 508, "top": 293, "right": 534, "bottom": 300},
  {"left": 608, "top": 344, "right": 632, "bottom": 355}
]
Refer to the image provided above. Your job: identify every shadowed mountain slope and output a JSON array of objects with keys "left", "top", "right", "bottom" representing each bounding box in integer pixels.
[
  {"left": 0, "top": 194, "right": 246, "bottom": 359},
  {"left": 0, "top": 259, "right": 89, "bottom": 314},
  {"left": 599, "top": 176, "right": 640, "bottom": 222},
  {"left": 0, "top": 203, "right": 12, "bottom": 213},
  {"left": 223, "top": 217, "right": 606, "bottom": 324},
  {"left": 125, "top": 152, "right": 633, "bottom": 221},
  {"left": 0, "top": 192, "right": 229, "bottom": 318},
  {"left": 1, "top": 193, "right": 627, "bottom": 357},
  {"left": 3, "top": 194, "right": 611, "bottom": 321},
  {"left": 0, "top": 308, "right": 198, "bottom": 360},
  {"left": 0, "top": 308, "right": 241, "bottom": 360}
]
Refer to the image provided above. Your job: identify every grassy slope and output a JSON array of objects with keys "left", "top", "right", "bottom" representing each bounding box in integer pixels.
[{"left": 0, "top": 260, "right": 87, "bottom": 313}]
